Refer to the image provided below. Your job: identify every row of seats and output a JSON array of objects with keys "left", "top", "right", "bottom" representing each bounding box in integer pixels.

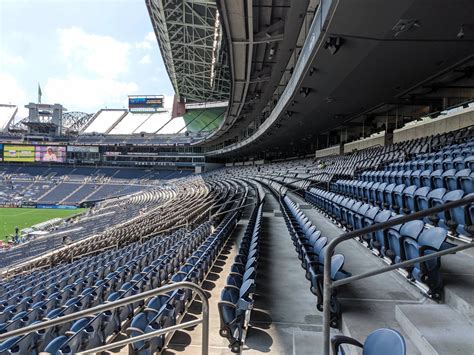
[
  {"left": 125, "top": 208, "right": 242, "bottom": 355},
  {"left": 359, "top": 166, "right": 473, "bottom": 192},
  {"left": 278, "top": 193, "right": 351, "bottom": 328},
  {"left": 332, "top": 179, "right": 473, "bottom": 237},
  {"left": 218, "top": 202, "right": 264, "bottom": 353},
  {"left": 306, "top": 187, "right": 457, "bottom": 299},
  {"left": 385, "top": 141, "right": 474, "bottom": 172}
]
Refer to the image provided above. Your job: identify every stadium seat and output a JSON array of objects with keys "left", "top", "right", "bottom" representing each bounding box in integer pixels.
[{"left": 331, "top": 328, "right": 406, "bottom": 355}]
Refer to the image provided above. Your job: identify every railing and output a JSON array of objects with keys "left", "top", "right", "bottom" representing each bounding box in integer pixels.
[
  {"left": 321, "top": 195, "right": 474, "bottom": 354},
  {"left": 352, "top": 147, "right": 410, "bottom": 177},
  {"left": 0, "top": 281, "right": 210, "bottom": 355},
  {"left": 274, "top": 172, "right": 334, "bottom": 196}
]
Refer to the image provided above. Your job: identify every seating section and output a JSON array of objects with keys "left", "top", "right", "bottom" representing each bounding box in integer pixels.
[
  {"left": 125, "top": 208, "right": 241, "bottom": 354},
  {"left": 0, "top": 127, "right": 473, "bottom": 354},
  {"left": 279, "top": 193, "right": 351, "bottom": 328},
  {"left": 332, "top": 141, "right": 473, "bottom": 239},
  {"left": 0, "top": 228, "right": 189, "bottom": 353},
  {"left": 0, "top": 178, "right": 218, "bottom": 270},
  {"left": 0, "top": 181, "right": 248, "bottom": 354},
  {"left": 0, "top": 165, "right": 193, "bottom": 207},
  {"left": 305, "top": 187, "right": 456, "bottom": 299},
  {"left": 218, "top": 200, "right": 264, "bottom": 352}
]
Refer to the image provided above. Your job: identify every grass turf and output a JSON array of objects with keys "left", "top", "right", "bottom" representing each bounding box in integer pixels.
[{"left": 0, "top": 208, "right": 86, "bottom": 241}]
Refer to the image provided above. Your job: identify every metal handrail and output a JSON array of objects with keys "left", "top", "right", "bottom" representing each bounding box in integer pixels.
[
  {"left": 321, "top": 195, "right": 474, "bottom": 354},
  {"left": 0, "top": 281, "right": 210, "bottom": 355},
  {"left": 263, "top": 171, "right": 334, "bottom": 196}
]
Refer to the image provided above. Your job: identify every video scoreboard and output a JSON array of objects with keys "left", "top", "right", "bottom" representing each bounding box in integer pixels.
[{"left": 128, "top": 95, "right": 164, "bottom": 112}]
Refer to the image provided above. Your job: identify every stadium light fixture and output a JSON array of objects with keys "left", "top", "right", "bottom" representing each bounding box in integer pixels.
[
  {"left": 210, "top": 10, "right": 221, "bottom": 88},
  {"left": 323, "top": 36, "right": 343, "bottom": 55},
  {"left": 300, "top": 87, "right": 311, "bottom": 97}
]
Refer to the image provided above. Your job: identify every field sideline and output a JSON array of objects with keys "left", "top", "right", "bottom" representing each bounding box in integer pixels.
[{"left": 0, "top": 208, "right": 86, "bottom": 241}]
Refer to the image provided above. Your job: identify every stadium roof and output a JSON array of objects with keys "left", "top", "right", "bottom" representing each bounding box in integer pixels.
[{"left": 146, "top": 0, "right": 231, "bottom": 102}]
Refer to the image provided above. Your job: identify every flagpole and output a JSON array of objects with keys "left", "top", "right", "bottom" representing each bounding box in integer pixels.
[{"left": 38, "top": 83, "right": 42, "bottom": 104}]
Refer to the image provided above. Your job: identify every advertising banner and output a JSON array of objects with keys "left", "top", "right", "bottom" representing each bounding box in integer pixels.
[
  {"left": 3, "top": 145, "right": 35, "bottom": 162},
  {"left": 67, "top": 146, "right": 99, "bottom": 153}
]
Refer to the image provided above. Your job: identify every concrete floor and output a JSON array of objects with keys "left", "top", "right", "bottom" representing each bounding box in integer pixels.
[{"left": 243, "top": 192, "right": 324, "bottom": 355}]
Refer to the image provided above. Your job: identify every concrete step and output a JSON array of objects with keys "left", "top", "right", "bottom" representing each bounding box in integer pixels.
[
  {"left": 396, "top": 304, "right": 474, "bottom": 355},
  {"left": 444, "top": 277, "right": 474, "bottom": 324}
]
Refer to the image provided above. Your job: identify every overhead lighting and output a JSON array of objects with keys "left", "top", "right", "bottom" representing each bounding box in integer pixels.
[
  {"left": 392, "top": 19, "right": 420, "bottom": 37},
  {"left": 323, "top": 36, "right": 343, "bottom": 55},
  {"left": 300, "top": 87, "right": 311, "bottom": 97},
  {"left": 209, "top": 10, "right": 221, "bottom": 88},
  {"left": 457, "top": 25, "right": 465, "bottom": 39}
]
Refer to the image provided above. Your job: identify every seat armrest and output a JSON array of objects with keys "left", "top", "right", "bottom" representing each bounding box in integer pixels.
[{"left": 331, "top": 334, "right": 363, "bottom": 354}]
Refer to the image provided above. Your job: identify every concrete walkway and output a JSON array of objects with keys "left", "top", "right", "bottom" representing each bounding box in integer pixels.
[{"left": 244, "top": 191, "right": 323, "bottom": 355}]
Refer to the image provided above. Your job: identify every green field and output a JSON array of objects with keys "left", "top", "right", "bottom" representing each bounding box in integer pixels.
[{"left": 0, "top": 208, "right": 86, "bottom": 241}]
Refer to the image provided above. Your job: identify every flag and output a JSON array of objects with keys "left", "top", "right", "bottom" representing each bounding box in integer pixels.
[{"left": 38, "top": 83, "right": 42, "bottom": 103}]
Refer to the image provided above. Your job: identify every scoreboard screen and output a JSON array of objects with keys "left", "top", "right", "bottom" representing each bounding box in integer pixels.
[{"left": 128, "top": 96, "right": 164, "bottom": 112}]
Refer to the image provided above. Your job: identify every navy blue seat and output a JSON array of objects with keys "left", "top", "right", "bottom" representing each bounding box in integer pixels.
[
  {"left": 453, "top": 157, "right": 465, "bottom": 171},
  {"left": 443, "top": 191, "right": 473, "bottom": 236},
  {"left": 403, "top": 227, "right": 454, "bottom": 298},
  {"left": 417, "top": 188, "right": 446, "bottom": 224},
  {"left": 402, "top": 170, "right": 412, "bottom": 186},
  {"left": 431, "top": 189, "right": 464, "bottom": 230},
  {"left": 312, "top": 254, "right": 351, "bottom": 328},
  {"left": 331, "top": 328, "right": 406, "bottom": 355},
  {"left": 400, "top": 185, "right": 417, "bottom": 214},
  {"left": 420, "top": 170, "right": 432, "bottom": 187},
  {"left": 411, "top": 170, "right": 422, "bottom": 187},
  {"left": 392, "top": 184, "right": 406, "bottom": 213},
  {"left": 406, "top": 186, "right": 430, "bottom": 213},
  {"left": 382, "top": 183, "right": 396, "bottom": 210},
  {"left": 456, "top": 169, "right": 473, "bottom": 193},
  {"left": 370, "top": 210, "right": 393, "bottom": 254},
  {"left": 386, "top": 220, "right": 424, "bottom": 264},
  {"left": 429, "top": 170, "right": 443, "bottom": 189}
]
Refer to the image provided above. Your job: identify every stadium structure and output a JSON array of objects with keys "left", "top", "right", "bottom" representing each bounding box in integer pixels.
[{"left": 0, "top": 1, "right": 473, "bottom": 354}]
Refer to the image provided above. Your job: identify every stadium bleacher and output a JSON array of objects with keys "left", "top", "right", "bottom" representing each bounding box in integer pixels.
[
  {"left": 0, "top": 127, "right": 472, "bottom": 354},
  {"left": 1, "top": 0, "right": 474, "bottom": 353}
]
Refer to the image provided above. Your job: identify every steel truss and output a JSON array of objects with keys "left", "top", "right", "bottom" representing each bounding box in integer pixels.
[{"left": 146, "top": 0, "right": 231, "bottom": 102}]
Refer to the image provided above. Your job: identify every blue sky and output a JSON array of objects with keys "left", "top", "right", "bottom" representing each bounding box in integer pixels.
[{"left": 0, "top": 0, "right": 174, "bottom": 115}]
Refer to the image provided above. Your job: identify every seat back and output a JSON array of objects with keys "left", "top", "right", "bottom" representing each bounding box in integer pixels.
[{"left": 363, "top": 328, "right": 406, "bottom": 355}]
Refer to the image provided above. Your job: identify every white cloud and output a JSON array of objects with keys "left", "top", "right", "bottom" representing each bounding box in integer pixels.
[
  {"left": 136, "top": 31, "right": 156, "bottom": 50},
  {"left": 145, "top": 31, "right": 156, "bottom": 42},
  {"left": 136, "top": 41, "right": 152, "bottom": 50},
  {"left": 138, "top": 54, "right": 151, "bottom": 65},
  {"left": 58, "top": 27, "right": 130, "bottom": 79},
  {"left": 2, "top": 53, "right": 25, "bottom": 66},
  {"left": 44, "top": 75, "right": 138, "bottom": 111},
  {"left": 0, "top": 73, "right": 27, "bottom": 105}
]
